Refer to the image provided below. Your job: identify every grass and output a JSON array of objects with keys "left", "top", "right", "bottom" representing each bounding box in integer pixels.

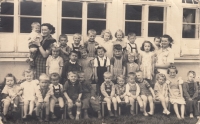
[{"left": 4, "top": 113, "right": 199, "bottom": 124}]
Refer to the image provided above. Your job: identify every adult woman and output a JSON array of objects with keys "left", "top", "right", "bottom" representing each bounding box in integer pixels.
[
  {"left": 33, "top": 23, "right": 56, "bottom": 79},
  {"left": 155, "top": 34, "right": 175, "bottom": 76}
]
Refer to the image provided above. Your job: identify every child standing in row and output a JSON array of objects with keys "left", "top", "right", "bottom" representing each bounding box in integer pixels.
[
  {"left": 126, "top": 53, "right": 139, "bottom": 75},
  {"left": 113, "top": 29, "right": 126, "bottom": 50},
  {"left": 100, "top": 72, "right": 117, "bottom": 117},
  {"left": 70, "top": 33, "right": 83, "bottom": 58},
  {"left": 126, "top": 32, "right": 138, "bottom": 54},
  {"left": 59, "top": 34, "right": 71, "bottom": 64},
  {"left": 79, "top": 71, "right": 101, "bottom": 119},
  {"left": 84, "top": 29, "right": 99, "bottom": 58},
  {"left": 63, "top": 71, "right": 82, "bottom": 120},
  {"left": 46, "top": 42, "right": 64, "bottom": 76},
  {"left": 136, "top": 71, "right": 155, "bottom": 116},
  {"left": 167, "top": 66, "right": 185, "bottom": 119},
  {"left": 100, "top": 29, "right": 113, "bottom": 59},
  {"left": 154, "top": 36, "right": 161, "bottom": 51},
  {"left": 94, "top": 46, "right": 110, "bottom": 96}
]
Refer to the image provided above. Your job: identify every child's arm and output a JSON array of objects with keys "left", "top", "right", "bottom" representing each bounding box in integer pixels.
[
  {"left": 44, "top": 88, "right": 53, "bottom": 103},
  {"left": 46, "top": 57, "right": 50, "bottom": 75},
  {"left": 135, "top": 84, "right": 140, "bottom": 97},
  {"left": 63, "top": 82, "right": 72, "bottom": 103},
  {"left": 192, "top": 82, "right": 199, "bottom": 99},
  {"left": 125, "top": 84, "right": 130, "bottom": 96},
  {"left": 182, "top": 82, "right": 190, "bottom": 99},
  {"left": 77, "top": 93, "right": 82, "bottom": 102},
  {"left": 61, "top": 47, "right": 69, "bottom": 55},
  {"left": 35, "top": 86, "right": 43, "bottom": 103},
  {"left": 94, "top": 67, "right": 98, "bottom": 82},
  {"left": 59, "top": 58, "right": 64, "bottom": 76},
  {"left": 122, "top": 58, "right": 126, "bottom": 76},
  {"left": 149, "top": 87, "right": 155, "bottom": 99},
  {"left": 100, "top": 83, "right": 109, "bottom": 97},
  {"left": 110, "top": 65, "right": 114, "bottom": 78},
  {"left": 179, "top": 84, "right": 184, "bottom": 98},
  {"left": 139, "top": 53, "right": 142, "bottom": 66},
  {"left": 151, "top": 54, "right": 154, "bottom": 76},
  {"left": 110, "top": 83, "right": 115, "bottom": 97}
]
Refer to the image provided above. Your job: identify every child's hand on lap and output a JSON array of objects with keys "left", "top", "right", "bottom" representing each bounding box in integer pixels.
[
  {"left": 68, "top": 99, "right": 73, "bottom": 103},
  {"left": 91, "top": 96, "right": 95, "bottom": 100},
  {"left": 76, "top": 98, "right": 81, "bottom": 103}
]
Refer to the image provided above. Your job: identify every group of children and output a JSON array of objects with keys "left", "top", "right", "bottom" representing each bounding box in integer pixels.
[{"left": 0, "top": 22, "right": 199, "bottom": 123}]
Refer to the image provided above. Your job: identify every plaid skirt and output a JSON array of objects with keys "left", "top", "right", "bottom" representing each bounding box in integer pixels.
[{"left": 35, "top": 53, "right": 47, "bottom": 79}]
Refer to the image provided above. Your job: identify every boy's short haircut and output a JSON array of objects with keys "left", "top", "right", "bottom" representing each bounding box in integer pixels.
[
  {"left": 51, "top": 42, "right": 61, "bottom": 51},
  {"left": 156, "top": 73, "right": 166, "bottom": 81},
  {"left": 187, "top": 70, "right": 196, "bottom": 77},
  {"left": 128, "top": 52, "right": 136, "bottom": 58},
  {"left": 68, "top": 71, "right": 78, "bottom": 77},
  {"left": 23, "top": 68, "right": 35, "bottom": 77},
  {"left": 114, "top": 29, "right": 125, "bottom": 38},
  {"left": 78, "top": 71, "right": 85, "bottom": 76},
  {"left": 59, "top": 34, "right": 68, "bottom": 41},
  {"left": 88, "top": 29, "right": 96, "bottom": 36},
  {"left": 69, "top": 50, "right": 79, "bottom": 56},
  {"left": 50, "top": 72, "right": 60, "bottom": 80},
  {"left": 113, "top": 44, "right": 122, "bottom": 51},
  {"left": 101, "top": 29, "right": 113, "bottom": 40},
  {"left": 117, "top": 75, "right": 125, "bottom": 81},
  {"left": 39, "top": 73, "right": 50, "bottom": 81},
  {"left": 31, "top": 22, "right": 40, "bottom": 29},
  {"left": 135, "top": 70, "right": 142, "bottom": 74},
  {"left": 73, "top": 33, "right": 82, "bottom": 40},
  {"left": 127, "top": 72, "right": 136, "bottom": 78},
  {"left": 127, "top": 32, "right": 136, "bottom": 39},
  {"left": 154, "top": 36, "right": 161, "bottom": 42},
  {"left": 103, "top": 72, "right": 112, "bottom": 78},
  {"left": 95, "top": 46, "right": 107, "bottom": 55}
]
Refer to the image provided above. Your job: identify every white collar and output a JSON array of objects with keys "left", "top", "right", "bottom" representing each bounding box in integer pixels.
[
  {"left": 69, "top": 60, "right": 76, "bottom": 64},
  {"left": 98, "top": 56, "right": 107, "bottom": 60}
]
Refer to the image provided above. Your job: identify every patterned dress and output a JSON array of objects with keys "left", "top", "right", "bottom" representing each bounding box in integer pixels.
[
  {"left": 115, "top": 84, "right": 126, "bottom": 100},
  {"left": 84, "top": 41, "right": 99, "bottom": 57}
]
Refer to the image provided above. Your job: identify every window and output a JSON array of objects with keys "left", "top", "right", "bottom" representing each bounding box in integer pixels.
[
  {"left": 61, "top": 1, "right": 107, "bottom": 35},
  {"left": 182, "top": 0, "right": 199, "bottom": 4},
  {"left": 0, "top": 0, "right": 14, "bottom": 32},
  {"left": 19, "top": 0, "right": 42, "bottom": 33}
]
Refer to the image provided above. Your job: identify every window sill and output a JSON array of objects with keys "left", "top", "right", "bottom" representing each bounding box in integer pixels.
[{"left": 175, "top": 56, "right": 200, "bottom": 63}]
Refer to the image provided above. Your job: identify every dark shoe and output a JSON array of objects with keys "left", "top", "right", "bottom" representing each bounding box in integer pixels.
[
  {"left": 13, "top": 107, "right": 17, "bottom": 112},
  {"left": 109, "top": 111, "right": 114, "bottom": 117},
  {"left": 51, "top": 113, "right": 57, "bottom": 119},
  {"left": 140, "top": 106, "right": 144, "bottom": 112},
  {"left": 44, "top": 115, "right": 49, "bottom": 122},
  {"left": 114, "top": 110, "right": 118, "bottom": 117},
  {"left": 60, "top": 108, "right": 64, "bottom": 114},
  {"left": 84, "top": 110, "right": 89, "bottom": 119},
  {"left": 68, "top": 113, "right": 75, "bottom": 120},
  {"left": 97, "top": 111, "right": 102, "bottom": 119},
  {"left": 130, "top": 110, "right": 135, "bottom": 116},
  {"left": 37, "top": 116, "right": 43, "bottom": 122},
  {"left": 75, "top": 114, "right": 80, "bottom": 120},
  {"left": 2, "top": 114, "right": 7, "bottom": 123}
]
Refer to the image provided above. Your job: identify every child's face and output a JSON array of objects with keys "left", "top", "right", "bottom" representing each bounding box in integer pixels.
[
  {"left": 117, "top": 78, "right": 125, "bottom": 86},
  {"left": 81, "top": 50, "right": 88, "bottom": 59},
  {"left": 188, "top": 73, "right": 195, "bottom": 82},
  {"left": 70, "top": 53, "right": 78, "bottom": 62},
  {"left": 113, "top": 49, "right": 122, "bottom": 57},
  {"left": 116, "top": 32, "right": 123, "bottom": 41},
  {"left": 128, "top": 56, "right": 135, "bottom": 63},
  {"left": 73, "top": 35, "right": 81, "bottom": 45},
  {"left": 157, "top": 77, "right": 165, "bottom": 85},
  {"left": 88, "top": 33, "right": 96, "bottom": 42},
  {"left": 104, "top": 76, "right": 112, "bottom": 83},
  {"left": 51, "top": 77, "right": 59, "bottom": 85},
  {"left": 78, "top": 73, "right": 85, "bottom": 82},
  {"left": 144, "top": 43, "right": 151, "bottom": 52},
  {"left": 129, "top": 76, "right": 135, "bottom": 84},
  {"left": 161, "top": 38, "right": 170, "bottom": 48},
  {"left": 39, "top": 80, "right": 49, "bottom": 89},
  {"left": 6, "top": 77, "right": 14, "bottom": 87},
  {"left": 97, "top": 49, "right": 105, "bottom": 58},
  {"left": 128, "top": 36, "right": 136, "bottom": 44},
  {"left": 52, "top": 49, "right": 59, "bottom": 58},
  {"left": 25, "top": 73, "right": 34, "bottom": 82},
  {"left": 104, "top": 33, "right": 110, "bottom": 42},
  {"left": 68, "top": 73, "right": 78, "bottom": 83},
  {"left": 60, "top": 37, "right": 67, "bottom": 46},
  {"left": 169, "top": 69, "right": 177, "bottom": 78},
  {"left": 136, "top": 72, "right": 143, "bottom": 82},
  {"left": 154, "top": 38, "right": 161, "bottom": 47},
  {"left": 33, "top": 26, "right": 40, "bottom": 33}
]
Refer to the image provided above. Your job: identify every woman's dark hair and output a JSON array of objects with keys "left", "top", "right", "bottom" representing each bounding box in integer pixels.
[
  {"left": 140, "top": 41, "right": 155, "bottom": 52},
  {"left": 41, "top": 23, "right": 55, "bottom": 34},
  {"left": 161, "top": 34, "right": 173, "bottom": 48},
  {"left": 95, "top": 46, "right": 107, "bottom": 55}
]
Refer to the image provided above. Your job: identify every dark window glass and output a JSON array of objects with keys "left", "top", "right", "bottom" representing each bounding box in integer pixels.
[
  {"left": 125, "top": 22, "right": 141, "bottom": 36},
  {"left": 88, "top": 3, "right": 106, "bottom": 19},
  {"left": 157, "top": 0, "right": 164, "bottom": 1},
  {"left": 62, "top": 19, "right": 82, "bottom": 34},
  {"left": 87, "top": 20, "right": 106, "bottom": 35},
  {"left": 62, "top": 2, "right": 82, "bottom": 17},
  {"left": 194, "top": 0, "right": 198, "bottom": 4},
  {"left": 183, "top": 9, "right": 196, "bottom": 23},
  {"left": 0, "top": 2, "right": 14, "bottom": 15},
  {"left": 182, "top": 24, "right": 196, "bottom": 38},
  {"left": 148, "top": 23, "right": 163, "bottom": 37},
  {"left": 125, "top": 5, "right": 142, "bottom": 20},
  {"left": 20, "top": 18, "right": 41, "bottom": 33},
  {"left": 149, "top": 7, "right": 164, "bottom": 21},
  {"left": 0, "top": 17, "right": 13, "bottom": 32},
  {"left": 186, "top": 0, "right": 193, "bottom": 3},
  {"left": 20, "top": 1, "right": 41, "bottom": 16}
]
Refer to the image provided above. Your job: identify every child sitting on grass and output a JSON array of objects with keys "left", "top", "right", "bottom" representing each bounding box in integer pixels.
[
  {"left": 100, "top": 72, "right": 117, "bottom": 117},
  {"left": 63, "top": 71, "right": 82, "bottom": 120},
  {"left": 79, "top": 71, "right": 101, "bottom": 119},
  {"left": 49, "top": 73, "right": 64, "bottom": 119}
]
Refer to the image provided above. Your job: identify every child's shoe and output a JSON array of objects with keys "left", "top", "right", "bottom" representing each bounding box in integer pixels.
[
  {"left": 108, "top": 110, "right": 114, "bottom": 117},
  {"left": 126, "top": 103, "right": 131, "bottom": 107},
  {"left": 68, "top": 113, "right": 75, "bottom": 120},
  {"left": 114, "top": 110, "right": 118, "bottom": 117},
  {"left": 36, "top": 116, "right": 43, "bottom": 122},
  {"left": 51, "top": 112, "right": 57, "bottom": 119},
  {"left": 84, "top": 110, "right": 89, "bottom": 119},
  {"left": 12, "top": 107, "right": 17, "bottom": 112},
  {"left": 140, "top": 106, "right": 144, "bottom": 112},
  {"left": 60, "top": 107, "right": 64, "bottom": 114},
  {"left": 1, "top": 114, "right": 7, "bottom": 123},
  {"left": 190, "top": 113, "right": 194, "bottom": 118},
  {"left": 130, "top": 110, "right": 135, "bottom": 116},
  {"left": 44, "top": 114, "right": 49, "bottom": 122},
  {"left": 75, "top": 114, "right": 80, "bottom": 120},
  {"left": 97, "top": 111, "right": 102, "bottom": 119}
]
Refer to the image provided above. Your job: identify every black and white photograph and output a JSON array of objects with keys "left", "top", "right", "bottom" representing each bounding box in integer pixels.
[{"left": 0, "top": 0, "right": 200, "bottom": 123}]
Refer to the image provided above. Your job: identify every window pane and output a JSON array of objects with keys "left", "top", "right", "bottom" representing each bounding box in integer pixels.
[
  {"left": 87, "top": 20, "right": 106, "bottom": 35},
  {"left": 182, "top": 24, "right": 196, "bottom": 38},
  {"left": 88, "top": 3, "right": 106, "bottom": 19},
  {"left": 20, "top": 1, "right": 41, "bottom": 16},
  {"left": 62, "top": 19, "right": 82, "bottom": 34},
  {"left": 149, "top": 7, "right": 164, "bottom": 21},
  {"left": 0, "top": 2, "right": 14, "bottom": 15},
  {"left": 125, "top": 22, "right": 141, "bottom": 36},
  {"left": 20, "top": 18, "right": 41, "bottom": 33},
  {"left": 62, "top": 2, "right": 82, "bottom": 18},
  {"left": 0, "top": 17, "right": 13, "bottom": 32},
  {"left": 125, "top": 5, "right": 142, "bottom": 20},
  {"left": 148, "top": 23, "right": 163, "bottom": 37},
  {"left": 185, "top": 0, "right": 193, "bottom": 3},
  {"left": 183, "top": 9, "right": 196, "bottom": 23}
]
